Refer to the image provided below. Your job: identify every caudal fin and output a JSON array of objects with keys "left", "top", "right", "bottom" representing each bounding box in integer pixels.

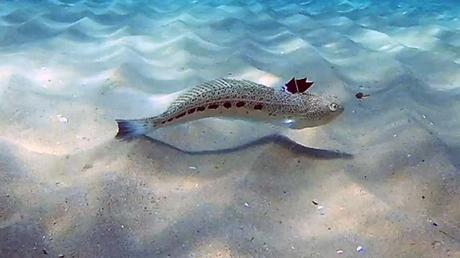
[{"left": 115, "top": 119, "right": 148, "bottom": 140}]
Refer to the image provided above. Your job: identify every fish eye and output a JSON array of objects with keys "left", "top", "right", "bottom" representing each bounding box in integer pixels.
[{"left": 329, "top": 103, "right": 338, "bottom": 111}]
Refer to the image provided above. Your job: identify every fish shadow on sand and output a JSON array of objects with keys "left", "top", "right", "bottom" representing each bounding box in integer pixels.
[{"left": 141, "top": 134, "right": 353, "bottom": 160}]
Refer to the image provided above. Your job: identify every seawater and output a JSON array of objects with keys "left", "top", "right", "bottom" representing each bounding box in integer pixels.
[{"left": 0, "top": 1, "right": 459, "bottom": 257}]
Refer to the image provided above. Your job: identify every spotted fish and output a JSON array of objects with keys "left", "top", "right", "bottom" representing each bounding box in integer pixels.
[{"left": 115, "top": 77, "right": 344, "bottom": 139}]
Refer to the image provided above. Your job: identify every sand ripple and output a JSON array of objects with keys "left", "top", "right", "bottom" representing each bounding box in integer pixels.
[{"left": 1, "top": 1, "right": 459, "bottom": 257}]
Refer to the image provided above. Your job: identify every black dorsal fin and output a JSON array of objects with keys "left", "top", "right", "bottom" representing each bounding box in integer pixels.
[{"left": 283, "top": 77, "right": 314, "bottom": 94}]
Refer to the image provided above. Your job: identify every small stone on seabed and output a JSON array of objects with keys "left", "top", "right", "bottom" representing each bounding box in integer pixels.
[
  {"left": 317, "top": 205, "right": 325, "bottom": 215},
  {"left": 336, "top": 249, "right": 344, "bottom": 254},
  {"left": 355, "top": 92, "right": 370, "bottom": 99},
  {"left": 58, "top": 254, "right": 65, "bottom": 258},
  {"left": 189, "top": 166, "right": 197, "bottom": 170},
  {"left": 356, "top": 245, "right": 365, "bottom": 253},
  {"left": 432, "top": 241, "right": 441, "bottom": 249},
  {"left": 244, "top": 202, "right": 250, "bottom": 208},
  {"left": 56, "top": 115, "right": 68, "bottom": 123}
]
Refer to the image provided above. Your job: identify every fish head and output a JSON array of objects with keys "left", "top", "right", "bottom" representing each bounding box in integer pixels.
[{"left": 292, "top": 94, "right": 344, "bottom": 128}]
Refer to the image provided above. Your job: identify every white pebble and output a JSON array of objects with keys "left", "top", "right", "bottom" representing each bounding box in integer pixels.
[
  {"left": 56, "top": 115, "right": 68, "bottom": 123},
  {"left": 336, "top": 249, "right": 344, "bottom": 254},
  {"left": 317, "top": 205, "right": 325, "bottom": 215},
  {"left": 244, "top": 202, "right": 250, "bottom": 208},
  {"left": 189, "top": 166, "right": 197, "bottom": 170},
  {"left": 356, "top": 245, "right": 364, "bottom": 253}
]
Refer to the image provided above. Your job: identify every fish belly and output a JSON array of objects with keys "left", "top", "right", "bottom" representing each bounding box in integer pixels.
[{"left": 155, "top": 106, "right": 278, "bottom": 128}]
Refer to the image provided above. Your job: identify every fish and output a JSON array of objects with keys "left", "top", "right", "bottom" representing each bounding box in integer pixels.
[{"left": 115, "top": 77, "right": 344, "bottom": 140}]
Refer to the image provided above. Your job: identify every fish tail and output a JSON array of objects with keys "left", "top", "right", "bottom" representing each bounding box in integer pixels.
[{"left": 115, "top": 119, "right": 151, "bottom": 140}]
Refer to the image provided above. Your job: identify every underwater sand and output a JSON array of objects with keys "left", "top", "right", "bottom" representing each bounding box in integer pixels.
[{"left": 0, "top": 0, "right": 459, "bottom": 257}]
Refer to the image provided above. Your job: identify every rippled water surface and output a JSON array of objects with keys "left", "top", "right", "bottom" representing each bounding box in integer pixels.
[{"left": 1, "top": 0, "right": 459, "bottom": 257}]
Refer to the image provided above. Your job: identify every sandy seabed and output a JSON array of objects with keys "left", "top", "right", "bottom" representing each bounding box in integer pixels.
[{"left": 0, "top": 0, "right": 459, "bottom": 257}]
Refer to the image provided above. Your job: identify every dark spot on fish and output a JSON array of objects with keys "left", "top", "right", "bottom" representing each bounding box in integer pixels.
[
  {"left": 208, "top": 103, "right": 219, "bottom": 109},
  {"left": 167, "top": 118, "right": 173, "bottom": 122},
  {"left": 236, "top": 101, "right": 245, "bottom": 107},
  {"left": 223, "top": 102, "right": 232, "bottom": 108},
  {"left": 197, "top": 106, "right": 205, "bottom": 111},
  {"left": 254, "top": 103, "right": 263, "bottom": 110},
  {"left": 161, "top": 121, "right": 166, "bottom": 124},
  {"left": 188, "top": 108, "right": 196, "bottom": 114},
  {"left": 175, "top": 112, "right": 186, "bottom": 119}
]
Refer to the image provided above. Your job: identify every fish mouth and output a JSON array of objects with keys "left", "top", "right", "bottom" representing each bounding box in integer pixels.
[
  {"left": 328, "top": 105, "right": 344, "bottom": 123},
  {"left": 337, "top": 104, "right": 345, "bottom": 114},
  {"left": 334, "top": 103, "right": 345, "bottom": 115},
  {"left": 322, "top": 103, "right": 344, "bottom": 125}
]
